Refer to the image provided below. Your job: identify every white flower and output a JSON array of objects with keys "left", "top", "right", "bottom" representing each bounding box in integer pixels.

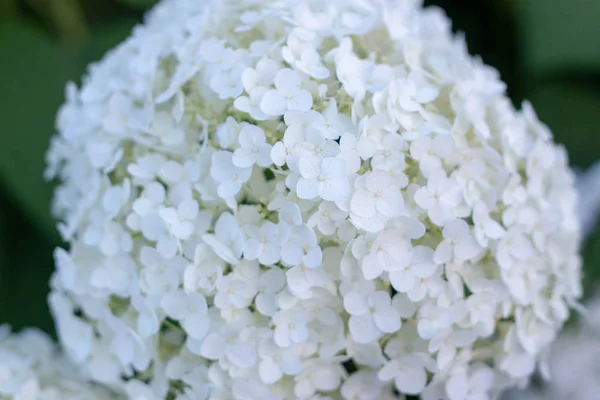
[
  {"left": 350, "top": 171, "right": 404, "bottom": 219},
  {"left": 296, "top": 156, "right": 349, "bottom": 201},
  {"left": 410, "top": 134, "right": 456, "bottom": 177},
  {"left": 255, "top": 268, "right": 286, "bottom": 316},
  {"left": 244, "top": 222, "right": 286, "bottom": 265},
  {"left": 211, "top": 151, "right": 252, "bottom": 199},
  {"left": 434, "top": 219, "right": 482, "bottom": 264},
  {"left": 214, "top": 274, "right": 256, "bottom": 310},
  {"left": 295, "top": 49, "right": 330, "bottom": 80},
  {"left": 232, "top": 124, "right": 272, "bottom": 168},
  {"left": 260, "top": 68, "right": 313, "bottom": 116},
  {"left": 417, "top": 303, "right": 454, "bottom": 340},
  {"left": 257, "top": 338, "right": 302, "bottom": 384},
  {"left": 162, "top": 290, "right": 209, "bottom": 340},
  {"left": 379, "top": 354, "right": 428, "bottom": 395},
  {"left": 197, "top": 323, "right": 257, "bottom": 368},
  {"left": 389, "top": 245, "right": 439, "bottom": 299},
  {"left": 158, "top": 198, "right": 199, "bottom": 240},
  {"left": 280, "top": 225, "right": 322, "bottom": 268},
  {"left": 445, "top": 367, "right": 494, "bottom": 400},
  {"left": 414, "top": 169, "right": 463, "bottom": 226},
  {"left": 273, "top": 310, "right": 309, "bottom": 348},
  {"left": 344, "top": 290, "right": 401, "bottom": 343},
  {"left": 202, "top": 212, "right": 245, "bottom": 264}
]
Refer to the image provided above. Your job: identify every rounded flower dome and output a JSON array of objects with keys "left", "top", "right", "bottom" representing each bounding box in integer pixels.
[{"left": 46, "top": 0, "right": 582, "bottom": 398}]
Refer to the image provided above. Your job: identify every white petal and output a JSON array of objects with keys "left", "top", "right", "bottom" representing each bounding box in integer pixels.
[
  {"left": 227, "top": 342, "right": 257, "bottom": 368},
  {"left": 395, "top": 365, "right": 427, "bottom": 395},
  {"left": 321, "top": 177, "right": 350, "bottom": 202},
  {"left": 280, "top": 243, "right": 303, "bottom": 266},
  {"left": 351, "top": 191, "right": 377, "bottom": 218},
  {"left": 414, "top": 187, "right": 434, "bottom": 209},
  {"left": 446, "top": 375, "right": 468, "bottom": 400},
  {"left": 288, "top": 90, "right": 313, "bottom": 112},
  {"left": 389, "top": 270, "right": 415, "bottom": 293},
  {"left": 374, "top": 307, "right": 401, "bottom": 333},
  {"left": 271, "top": 142, "right": 287, "bottom": 166},
  {"left": 303, "top": 246, "right": 322, "bottom": 268},
  {"left": 274, "top": 68, "right": 300, "bottom": 92},
  {"left": 376, "top": 188, "right": 404, "bottom": 218},
  {"left": 161, "top": 291, "right": 187, "bottom": 320},
  {"left": 454, "top": 236, "right": 481, "bottom": 261},
  {"left": 349, "top": 314, "right": 380, "bottom": 343},
  {"left": 434, "top": 240, "right": 452, "bottom": 264},
  {"left": 256, "top": 292, "right": 278, "bottom": 316},
  {"left": 200, "top": 333, "right": 225, "bottom": 360},
  {"left": 260, "top": 90, "right": 286, "bottom": 116},
  {"left": 182, "top": 314, "right": 209, "bottom": 340},
  {"left": 296, "top": 178, "right": 320, "bottom": 199},
  {"left": 259, "top": 359, "right": 282, "bottom": 384},
  {"left": 232, "top": 148, "right": 256, "bottom": 168},
  {"left": 279, "top": 353, "right": 302, "bottom": 375},
  {"left": 217, "top": 180, "right": 242, "bottom": 199},
  {"left": 344, "top": 292, "right": 369, "bottom": 315}
]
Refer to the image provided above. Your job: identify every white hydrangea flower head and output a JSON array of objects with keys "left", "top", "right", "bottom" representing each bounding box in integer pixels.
[
  {"left": 0, "top": 325, "right": 118, "bottom": 399},
  {"left": 46, "top": 0, "right": 582, "bottom": 398}
]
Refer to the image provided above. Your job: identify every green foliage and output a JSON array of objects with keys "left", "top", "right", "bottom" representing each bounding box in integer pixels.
[
  {"left": 516, "top": 0, "right": 600, "bottom": 77},
  {"left": 529, "top": 83, "right": 600, "bottom": 168},
  {"left": 0, "top": 195, "right": 55, "bottom": 333},
  {"left": 116, "top": 0, "right": 158, "bottom": 10},
  {"left": 0, "top": 21, "right": 75, "bottom": 242}
]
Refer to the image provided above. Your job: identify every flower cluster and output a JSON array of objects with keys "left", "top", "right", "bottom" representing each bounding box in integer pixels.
[
  {"left": 45, "top": 0, "right": 582, "bottom": 398},
  {"left": 506, "top": 295, "right": 600, "bottom": 400},
  {"left": 0, "top": 325, "right": 117, "bottom": 399}
]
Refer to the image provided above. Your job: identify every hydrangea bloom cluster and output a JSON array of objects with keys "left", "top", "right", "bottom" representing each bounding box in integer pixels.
[
  {"left": 45, "top": 0, "right": 582, "bottom": 398},
  {"left": 507, "top": 295, "right": 600, "bottom": 400},
  {"left": 0, "top": 325, "right": 117, "bottom": 399}
]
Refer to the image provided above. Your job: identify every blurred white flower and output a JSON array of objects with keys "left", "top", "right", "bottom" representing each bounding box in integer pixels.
[{"left": 0, "top": 325, "right": 118, "bottom": 399}]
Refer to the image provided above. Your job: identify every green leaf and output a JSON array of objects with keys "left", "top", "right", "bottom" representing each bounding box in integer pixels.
[
  {"left": 116, "top": 0, "right": 157, "bottom": 10},
  {"left": 528, "top": 83, "right": 600, "bottom": 168},
  {"left": 0, "top": 21, "right": 79, "bottom": 243},
  {"left": 516, "top": 0, "right": 600, "bottom": 76},
  {"left": 582, "top": 222, "right": 600, "bottom": 299},
  {"left": 0, "top": 193, "right": 55, "bottom": 334}
]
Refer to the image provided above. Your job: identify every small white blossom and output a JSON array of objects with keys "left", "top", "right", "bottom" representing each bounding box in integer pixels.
[
  {"left": 344, "top": 290, "right": 401, "bottom": 343},
  {"left": 296, "top": 156, "right": 349, "bottom": 201},
  {"left": 232, "top": 124, "right": 272, "bottom": 168},
  {"left": 260, "top": 68, "right": 313, "bottom": 116}
]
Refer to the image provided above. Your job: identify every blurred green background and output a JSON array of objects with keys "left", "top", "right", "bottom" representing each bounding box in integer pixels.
[{"left": 0, "top": 0, "right": 598, "bottom": 335}]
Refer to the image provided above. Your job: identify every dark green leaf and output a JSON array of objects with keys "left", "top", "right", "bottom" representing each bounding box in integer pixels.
[
  {"left": 0, "top": 20, "right": 79, "bottom": 243},
  {"left": 0, "top": 193, "right": 55, "bottom": 334},
  {"left": 528, "top": 83, "right": 600, "bottom": 168},
  {"left": 516, "top": 0, "right": 600, "bottom": 76},
  {"left": 116, "top": 0, "right": 157, "bottom": 10},
  {"left": 582, "top": 221, "right": 600, "bottom": 299}
]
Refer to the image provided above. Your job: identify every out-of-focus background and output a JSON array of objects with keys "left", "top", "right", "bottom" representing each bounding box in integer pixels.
[{"left": 0, "top": 0, "right": 598, "bottom": 335}]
